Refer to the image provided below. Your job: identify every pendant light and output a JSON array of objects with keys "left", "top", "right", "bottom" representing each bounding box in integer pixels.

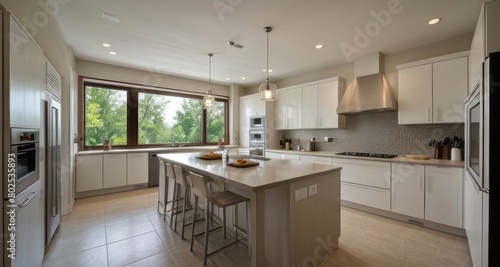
[
  {"left": 202, "top": 53, "right": 215, "bottom": 109},
  {"left": 259, "top": 26, "right": 277, "bottom": 101}
]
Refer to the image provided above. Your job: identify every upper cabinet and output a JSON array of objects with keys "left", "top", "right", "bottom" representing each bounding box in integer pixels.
[
  {"left": 9, "top": 16, "right": 44, "bottom": 128},
  {"left": 301, "top": 78, "right": 346, "bottom": 129},
  {"left": 276, "top": 77, "right": 346, "bottom": 130},
  {"left": 276, "top": 87, "right": 302, "bottom": 129},
  {"left": 239, "top": 94, "right": 266, "bottom": 131},
  {"left": 470, "top": 1, "right": 500, "bottom": 92},
  {"left": 397, "top": 52, "right": 469, "bottom": 125}
]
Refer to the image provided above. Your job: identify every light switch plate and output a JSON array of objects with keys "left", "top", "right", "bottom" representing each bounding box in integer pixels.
[
  {"left": 295, "top": 187, "right": 308, "bottom": 202},
  {"left": 309, "top": 184, "right": 318, "bottom": 196}
]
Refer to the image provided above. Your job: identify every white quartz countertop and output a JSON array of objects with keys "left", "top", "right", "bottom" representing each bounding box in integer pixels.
[
  {"left": 76, "top": 146, "right": 229, "bottom": 156},
  {"left": 157, "top": 152, "right": 342, "bottom": 192},
  {"left": 266, "top": 149, "right": 464, "bottom": 168}
]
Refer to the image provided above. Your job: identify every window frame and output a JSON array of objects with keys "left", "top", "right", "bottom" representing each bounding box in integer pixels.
[{"left": 78, "top": 77, "right": 229, "bottom": 151}]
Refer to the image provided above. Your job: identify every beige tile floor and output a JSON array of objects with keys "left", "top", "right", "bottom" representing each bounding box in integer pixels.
[{"left": 42, "top": 187, "right": 473, "bottom": 267}]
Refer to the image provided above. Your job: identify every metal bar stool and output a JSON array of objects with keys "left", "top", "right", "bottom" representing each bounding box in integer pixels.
[
  {"left": 188, "top": 171, "right": 249, "bottom": 266},
  {"left": 157, "top": 160, "right": 174, "bottom": 220},
  {"left": 171, "top": 164, "right": 192, "bottom": 239}
]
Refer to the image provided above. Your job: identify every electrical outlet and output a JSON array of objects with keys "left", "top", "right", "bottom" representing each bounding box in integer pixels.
[
  {"left": 328, "top": 138, "right": 333, "bottom": 142},
  {"left": 295, "top": 187, "right": 308, "bottom": 202},
  {"left": 309, "top": 184, "right": 318, "bottom": 196}
]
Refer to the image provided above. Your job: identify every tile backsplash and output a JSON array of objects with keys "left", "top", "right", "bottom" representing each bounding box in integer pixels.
[{"left": 276, "top": 111, "right": 464, "bottom": 156}]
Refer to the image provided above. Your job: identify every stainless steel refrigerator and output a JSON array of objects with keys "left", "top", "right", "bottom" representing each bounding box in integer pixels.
[{"left": 45, "top": 98, "right": 62, "bottom": 246}]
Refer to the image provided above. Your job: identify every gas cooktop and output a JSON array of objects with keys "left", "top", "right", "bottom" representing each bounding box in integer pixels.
[{"left": 335, "top": 152, "right": 398, "bottom": 158}]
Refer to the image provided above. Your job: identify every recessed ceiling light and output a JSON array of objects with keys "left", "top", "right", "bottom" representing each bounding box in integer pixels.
[
  {"left": 226, "top": 78, "right": 231, "bottom": 80},
  {"left": 103, "top": 43, "right": 111, "bottom": 48},
  {"left": 242, "top": 77, "right": 246, "bottom": 80},
  {"left": 262, "top": 69, "right": 273, "bottom": 72},
  {"left": 428, "top": 18, "right": 441, "bottom": 25},
  {"left": 315, "top": 44, "right": 324, "bottom": 49},
  {"left": 109, "top": 51, "right": 117, "bottom": 55}
]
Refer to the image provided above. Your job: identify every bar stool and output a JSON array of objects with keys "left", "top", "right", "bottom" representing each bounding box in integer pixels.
[
  {"left": 157, "top": 160, "right": 174, "bottom": 220},
  {"left": 188, "top": 171, "right": 249, "bottom": 266},
  {"left": 171, "top": 164, "right": 192, "bottom": 239}
]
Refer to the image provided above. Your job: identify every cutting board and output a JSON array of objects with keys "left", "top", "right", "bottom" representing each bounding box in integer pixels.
[
  {"left": 226, "top": 161, "right": 259, "bottom": 168},
  {"left": 195, "top": 154, "right": 222, "bottom": 160}
]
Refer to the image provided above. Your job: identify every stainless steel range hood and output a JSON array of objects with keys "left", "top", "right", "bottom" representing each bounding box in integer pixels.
[{"left": 337, "top": 52, "right": 397, "bottom": 115}]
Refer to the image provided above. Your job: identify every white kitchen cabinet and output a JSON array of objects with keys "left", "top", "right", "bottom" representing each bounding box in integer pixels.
[
  {"left": 331, "top": 158, "right": 391, "bottom": 189},
  {"left": 103, "top": 154, "right": 127, "bottom": 188},
  {"left": 239, "top": 94, "right": 265, "bottom": 131},
  {"left": 300, "top": 155, "right": 332, "bottom": 165},
  {"left": 9, "top": 16, "right": 44, "bottom": 129},
  {"left": 302, "top": 79, "right": 346, "bottom": 129},
  {"left": 397, "top": 64, "right": 432, "bottom": 124},
  {"left": 332, "top": 158, "right": 391, "bottom": 211},
  {"left": 425, "top": 166, "right": 463, "bottom": 228},
  {"left": 470, "top": 1, "right": 500, "bottom": 92},
  {"left": 397, "top": 52, "right": 469, "bottom": 124},
  {"left": 432, "top": 57, "right": 468, "bottom": 123},
  {"left": 341, "top": 182, "right": 391, "bottom": 211},
  {"left": 275, "top": 87, "right": 302, "bottom": 129},
  {"left": 127, "top": 153, "right": 149, "bottom": 185},
  {"left": 464, "top": 171, "right": 483, "bottom": 267},
  {"left": 391, "top": 163, "right": 425, "bottom": 219},
  {"left": 281, "top": 153, "right": 300, "bottom": 161},
  {"left": 76, "top": 155, "right": 103, "bottom": 192},
  {"left": 266, "top": 152, "right": 281, "bottom": 159}
]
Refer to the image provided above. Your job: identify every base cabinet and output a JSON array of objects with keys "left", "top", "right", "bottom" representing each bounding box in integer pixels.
[
  {"left": 76, "top": 155, "right": 103, "bottom": 192},
  {"left": 341, "top": 182, "right": 391, "bottom": 211},
  {"left": 127, "top": 153, "right": 149, "bottom": 185},
  {"left": 103, "top": 154, "right": 127, "bottom": 188},
  {"left": 391, "top": 163, "right": 425, "bottom": 219},
  {"left": 425, "top": 166, "right": 463, "bottom": 228}
]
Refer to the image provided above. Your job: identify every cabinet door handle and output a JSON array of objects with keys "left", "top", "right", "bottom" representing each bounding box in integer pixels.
[
  {"left": 319, "top": 117, "right": 322, "bottom": 127},
  {"left": 434, "top": 108, "right": 440, "bottom": 122},
  {"left": 427, "top": 108, "right": 432, "bottom": 123}
]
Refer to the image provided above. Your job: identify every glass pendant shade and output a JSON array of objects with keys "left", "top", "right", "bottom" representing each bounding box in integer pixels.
[
  {"left": 202, "top": 89, "right": 215, "bottom": 109},
  {"left": 259, "top": 79, "right": 277, "bottom": 101},
  {"left": 202, "top": 53, "right": 215, "bottom": 109}
]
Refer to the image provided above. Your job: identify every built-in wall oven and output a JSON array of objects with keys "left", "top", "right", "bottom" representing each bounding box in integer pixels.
[
  {"left": 249, "top": 116, "right": 265, "bottom": 157},
  {"left": 8, "top": 128, "right": 40, "bottom": 196}
]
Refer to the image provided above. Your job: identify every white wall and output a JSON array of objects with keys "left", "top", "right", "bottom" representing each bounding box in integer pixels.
[
  {"left": 245, "top": 33, "right": 473, "bottom": 97},
  {"left": 77, "top": 59, "right": 230, "bottom": 97}
]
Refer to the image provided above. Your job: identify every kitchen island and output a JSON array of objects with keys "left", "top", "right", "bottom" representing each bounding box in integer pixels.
[{"left": 157, "top": 152, "right": 342, "bottom": 267}]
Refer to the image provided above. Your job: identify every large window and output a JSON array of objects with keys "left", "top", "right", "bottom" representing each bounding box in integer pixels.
[{"left": 80, "top": 79, "right": 228, "bottom": 150}]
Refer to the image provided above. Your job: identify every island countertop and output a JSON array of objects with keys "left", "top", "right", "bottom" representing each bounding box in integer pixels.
[{"left": 157, "top": 152, "right": 342, "bottom": 192}]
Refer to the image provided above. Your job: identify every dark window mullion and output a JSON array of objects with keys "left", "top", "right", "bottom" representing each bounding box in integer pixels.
[
  {"left": 202, "top": 108, "right": 207, "bottom": 144},
  {"left": 128, "top": 90, "right": 139, "bottom": 146}
]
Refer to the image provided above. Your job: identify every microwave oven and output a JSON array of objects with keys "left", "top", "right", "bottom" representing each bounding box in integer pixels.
[{"left": 250, "top": 116, "right": 265, "bottom": 128}]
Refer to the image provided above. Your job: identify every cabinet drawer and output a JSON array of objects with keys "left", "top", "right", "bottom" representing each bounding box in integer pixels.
[
  {"left": 341, "top": 182, "right": 391, "bottom": 211},
  {"left": 300, "top": 155, "right": 332, "bottom": 165},
  {"left": 281, "top": 153, "right": 300, "bottom": 161},
  {"left": 332, "top": 158, "right": 391, "bottom": 189}
]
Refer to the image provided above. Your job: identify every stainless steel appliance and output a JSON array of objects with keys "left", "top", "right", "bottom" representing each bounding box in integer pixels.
[
  {"left": 464, "top": 51, "right": 500, "bottom": 267},
  {"left": 249, "top": 116, "right": 266, "bottom": 156},
  {"left": 8, "top": 128, "right": 40, "bottom": 195},
  {"left": 250, "top": 115, "right": 265, "bottom": 128},
  {"left": 45, "top": 98, "right": 61, "bottom": 245}
]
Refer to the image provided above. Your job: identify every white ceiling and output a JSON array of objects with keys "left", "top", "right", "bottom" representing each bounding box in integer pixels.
[{"left": 55, "top": 0, "right": 485, "bottom": 87}]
